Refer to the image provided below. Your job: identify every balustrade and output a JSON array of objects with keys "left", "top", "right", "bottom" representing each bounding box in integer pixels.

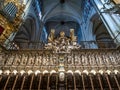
[
  {"left": 0, "top": 48, "right": 120, "bottom": 89},
  {"left": 0, "top": 70, "right": 119, "bottom": 89},
  {"left": 0, "top": 49, "right": 119, "bottom": 72}
]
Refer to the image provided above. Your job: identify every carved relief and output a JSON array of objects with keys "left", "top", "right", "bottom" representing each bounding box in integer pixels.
[
  {"left": 21, "top": 54, "right": 28, "bottom": 65},
  {"left": 35, "top": 54, "right": 42, "bottom": 65},
  {"left": 45, "top": 29, "right": 81, "bottom": 53},
  {"left": 14, "top": 54, "right": 21, "bottom": 65},
  {"left": 7, "top": 54, "right": 14, "bottom": 65}
]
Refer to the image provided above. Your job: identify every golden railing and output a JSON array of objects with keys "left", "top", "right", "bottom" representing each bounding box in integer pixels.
[
  {"left": 4, "top": 41, "right": 116, "bottom": 50},
  {"left": 0, "top": 71, "right": 119, "bottom": 89},
  {"left": 0, "top": 49, "right": 119, "bottom": 72},
  {"left": 0, "top": 49, "right": 120, "bottom": 89}
]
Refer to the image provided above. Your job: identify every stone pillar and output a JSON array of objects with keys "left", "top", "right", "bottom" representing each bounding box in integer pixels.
[{"left": 93, "top": 0, "right": 120, "bottom": 47}]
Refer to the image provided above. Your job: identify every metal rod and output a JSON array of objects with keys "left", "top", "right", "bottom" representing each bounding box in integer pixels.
[
  {"left": 29, "top": 74, "right": 34, "bottom": 90},
  {"left": 66, "top": 74, "right": 67, "bottom": 90},
  {"left": 11, "top": 54, "right": 16, "bottom": 66},
  {"left": 105, "top": 74, "right": 112, "bottom": 90},
  {"left": 97, "top": 74, "right": 104, "bottom": 90},
  {"left": 24, "top": 54, "right": 29, "bottom": 69},
  {"left": 0, "top": 75, "right": 2, "bottom": 82},
  {"left": 3, "top": 75, "right": 11, "bottom": 90},
  {"left": 56, "top": 74, "right": 58, "bottom": 90},
  {"left": 47, "top": 74, "right": 50, "bottom": 90},
  {"left": 81, "top": 74, "right": 86, "bottom": 90},
  {"left": 89, "top": 74, "right": 94, "bottom": 90},
  {"left": 73, "top": 73, "right": 76, "bottom": 90},
  {"left": 4, "top": 54, "right": 10, "bottom": 66},
  {"left": 38, "top": 74, "right": 42, "bottom": 90},
  {"left": 20, "top": 75, "right": 26, "bottom": 90},
  {"left": 12, "top": 75, "right": 18, "bottom": 90},
  {"left": 114, "top": 75, "right": 120, "bottom": 90}
]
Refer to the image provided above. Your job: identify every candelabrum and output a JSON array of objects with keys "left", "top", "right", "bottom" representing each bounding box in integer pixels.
[{"left": 0, "top": 0, "right": 25, "bottom": 44}]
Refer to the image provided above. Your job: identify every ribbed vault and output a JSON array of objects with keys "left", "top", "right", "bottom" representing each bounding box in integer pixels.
[
  {"left": 40, "top": 0, "right": 83, "bottom": 36},
  {"left": 41, "top": 0, "right": 82, "bottom": 22}
]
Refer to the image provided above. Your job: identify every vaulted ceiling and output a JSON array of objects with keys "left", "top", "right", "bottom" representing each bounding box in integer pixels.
[
  {"left": 13, "top": 0, "right": 114, "bottom": 47},
  {"left": 40, "top": 0, "right": 84, "bottom": 36},
  {"left": 40, "top": 0, "right": 83, "bottom": 23}
]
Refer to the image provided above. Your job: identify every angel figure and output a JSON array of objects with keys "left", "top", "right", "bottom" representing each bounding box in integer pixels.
[
  {"left": 70, "top": 29, "right": 77, "bottom": 42},
  {"left": 48, "top": 29, "right": 55, "bottom": 43}
]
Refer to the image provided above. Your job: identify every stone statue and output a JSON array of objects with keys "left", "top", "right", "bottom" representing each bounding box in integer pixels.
[
  {"left": 58, "top": 31, "right": 68, "bottom": 52},
  {"left": 60, "top": 31, "right": 66, "bottom": 38},
  {"left": 7, "top": 54, "right": 14, "bottom": 65},
  {"left": 45, "top": 29, "right": 80, "bottom": 53},
  {"left": 14, "top": 54, "right": 21, "bottom": 65},
  {"left": 0, "top": 0, "right": 4, "bottom": 10},
  {"left": 70, "top": 29, "right": 77, "bottom": 42},
  {"left": 29, "top": 56, "right": 35, "bottom": 65},
  {"left": 21, "top": 54, "right": 28, "bottom": 65},
  {"left": 35, "top": 55, "right": 42, "bottom": 65},
  {"left": 48, "top": 29, "right": 55, "bottom": 43}
]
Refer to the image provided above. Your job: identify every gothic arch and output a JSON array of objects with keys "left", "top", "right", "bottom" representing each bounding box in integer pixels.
[
  {"left": 91, "top": 13, "right": 114, "bottom": 48},
  {"left": 14, "top": 15, "right": 36, "bottom": 48}
]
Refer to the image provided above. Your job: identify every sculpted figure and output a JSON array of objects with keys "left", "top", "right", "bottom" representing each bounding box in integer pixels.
[
  {"left": 0, "top": 0, "right": 4, "bottom": 10},
  {"left": 21, "top": 54, "right": 28, "bottom": 65},
  {"left": 70, "top": 29, "right": 77, "bottom": 42},
  {"left": 7, "top": 54, "right": 14, "bottom": 65},
  {"left": 45, "top": 29, "right": 55, "bottom": 49},
  {"left": 58, "top": 31, "right": 68, "bottom": 44},
  {"left": 35, "top": 55, "right": 42, "bottom": 65},
  {"left": 55, "top": 31, "right": 68, "bottom": 52},
  {"left": 14, "top": 54, "right": 21, "bottom": 65},
  {"left": 29, "top": 55, "right": 35, "bottom": 65},
  {"left": 48, "top": 29, "right": 55, "bottom": 43},
  {"left": 46, "top": 29, "right": 80, "bottom": 53}
]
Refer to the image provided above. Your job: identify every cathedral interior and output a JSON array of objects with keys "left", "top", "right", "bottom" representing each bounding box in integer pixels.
[{"left": 0, "top": 0, "right": 120, "bottom": 90}]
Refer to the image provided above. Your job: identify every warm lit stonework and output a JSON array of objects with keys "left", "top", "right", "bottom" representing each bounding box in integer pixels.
[{"left": 113, "top": 0, "right": 120, "bottom": 4}]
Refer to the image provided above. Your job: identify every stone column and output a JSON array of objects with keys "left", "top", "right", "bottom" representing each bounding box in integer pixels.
[{"left": 93, "top": 0, "right": 120, "bottom": 47}]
